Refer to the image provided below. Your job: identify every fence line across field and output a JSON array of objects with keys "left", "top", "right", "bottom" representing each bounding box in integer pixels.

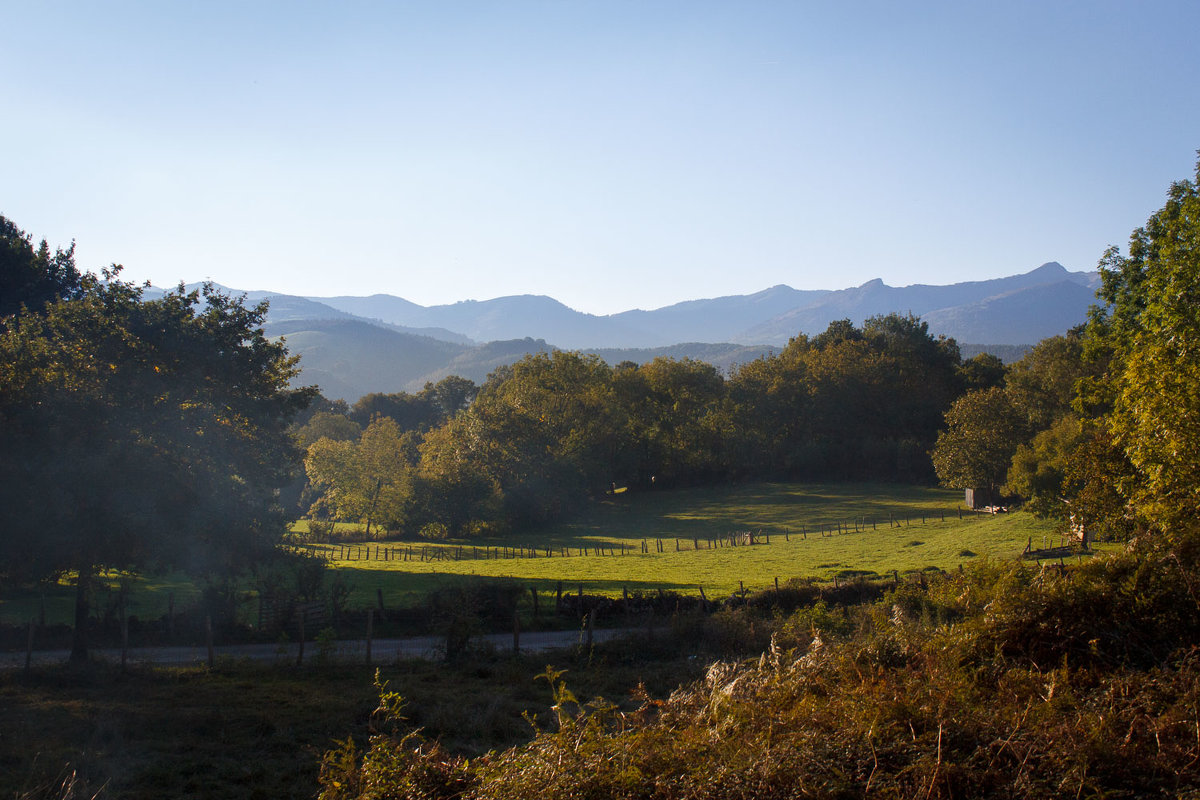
[{"left": 291, "top": 506, "right": 1015, "bottom": 564}]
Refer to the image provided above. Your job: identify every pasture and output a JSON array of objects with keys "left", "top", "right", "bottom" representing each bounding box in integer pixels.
[
  {"left": 296, "top": 482, "right": 1066, "bottom": 608},
  {"left": 0, "top": 482, "right": 1069, "bottom": 627}
]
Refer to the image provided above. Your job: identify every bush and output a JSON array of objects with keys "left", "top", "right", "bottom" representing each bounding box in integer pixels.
[{"left": 320, "top": 539, "right": 1200, "bottom": 798}]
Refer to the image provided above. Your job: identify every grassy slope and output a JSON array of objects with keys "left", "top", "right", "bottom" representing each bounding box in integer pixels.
[
  {"left": 1, "top": 483, "right": 1064, "bottom": 625},
  {"left": 311, "top": 483, "right": 1061, "bottom": 607}
]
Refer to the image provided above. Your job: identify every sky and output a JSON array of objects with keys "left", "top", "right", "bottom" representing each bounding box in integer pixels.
[{"left": 4, "top": 1, "right": 1199, "bottom": 315}]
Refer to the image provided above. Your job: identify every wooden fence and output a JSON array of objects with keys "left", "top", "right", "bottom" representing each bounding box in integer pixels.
[{"left": 295, "top": 506, "right": 977, "bottom": 563}]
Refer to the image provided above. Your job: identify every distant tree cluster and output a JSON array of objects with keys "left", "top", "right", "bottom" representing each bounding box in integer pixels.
[{"left": 299, "top": 313, "right": 971, "bottom": 537}]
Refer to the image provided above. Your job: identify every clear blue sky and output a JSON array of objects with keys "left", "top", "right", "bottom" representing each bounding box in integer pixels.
[{"left": 4, "top": 1, "right": 1198, "bottom": 315}]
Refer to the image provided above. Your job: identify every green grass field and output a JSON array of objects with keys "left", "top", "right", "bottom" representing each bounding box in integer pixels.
[
  {"left": 1, "top": 482, "right": 1070, "bottom": 626},
  {"left": 299, "top": 482, "right": 1067, "bottom": 608}
]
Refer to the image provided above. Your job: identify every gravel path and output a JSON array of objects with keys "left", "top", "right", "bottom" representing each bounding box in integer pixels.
[{"left": 0, "top": 627, "right": 631, "bottom": 669}]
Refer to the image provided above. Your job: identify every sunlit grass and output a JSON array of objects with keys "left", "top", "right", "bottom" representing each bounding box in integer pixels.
[
  {"left": 2, "top": 483, "right": 1071, "bottom": 623},
  {"left": 305, "top": 483, "right": 1066, "bottom": 606}
]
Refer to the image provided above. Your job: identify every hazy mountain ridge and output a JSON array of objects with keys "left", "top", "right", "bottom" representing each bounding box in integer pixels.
[
  {"left": 172, "top": 262, "right": 1098, "bottom": 400},
  {"left": 308, "top": 261, "right": 1097, "bottom": 349},
  {"left": 736, "top": 262, "right": 1098, "bottom": 345}
]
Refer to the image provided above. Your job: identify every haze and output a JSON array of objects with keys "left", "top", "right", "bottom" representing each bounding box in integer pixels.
[{"left": 4, "top": 1, "right": 1198, "bottom": 315}]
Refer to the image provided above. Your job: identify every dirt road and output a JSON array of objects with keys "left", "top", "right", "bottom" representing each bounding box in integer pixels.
[{"left": 0, "top": 627, "right": 630, "bottom": 669}]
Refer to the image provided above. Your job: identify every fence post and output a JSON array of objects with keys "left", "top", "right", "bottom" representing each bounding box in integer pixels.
[
  {"left": 296, "top": 611, "right": 305, "bottom": 666},
  {"left": 556, "top": 581, "right": 563, "bottom": 614},
  {"left": 586, "top": 609, "right": 594, "bottom": 649},
  {"left": 120, "top": 604, "right": 129, "bottom": 672},
  {"left": 206, "top": 615, "right": 215, "bottom": 669},
  {"left": 531, "top": 587, "right": 540, "bottom": 619},
  {"left": 513, "top": 611, "right": 521, "bottom": 655},
  {"left": 25, "top": 618, "right": 34, "bottom": 672},
  {"left": 366, "top": 608, "right": 374, "bottom": 665},
  {"left": 377, "top": 588, "right": 385, "bottom": 617}
]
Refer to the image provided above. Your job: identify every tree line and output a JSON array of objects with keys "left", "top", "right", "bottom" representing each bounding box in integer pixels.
[{"left": 299, "top": 313, "right": 993, "bottom": 538}]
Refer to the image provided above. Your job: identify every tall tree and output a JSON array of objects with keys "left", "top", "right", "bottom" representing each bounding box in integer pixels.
[
  {"left": 305, "top": 416, "right": 414, "bottom": 535},
  {"left": 1089, "top": 156, "right": 1200, "bottom": 534},
  {"left": 0, "top": 215, "right": 83, "bottom": 319},
  {"left": 0, "top": 272, "right": 314, "bottom": 660},
  {"left": 931, "top": 386, "right": 1029, "bottom": 495}
]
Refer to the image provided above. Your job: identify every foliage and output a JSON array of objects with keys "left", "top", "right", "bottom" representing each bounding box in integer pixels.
[
  {"left": 306, "top": 417, "right": 415, "bottom": 536},
  {"left": 931, "top": 386, "right": 1029, "bottom": 491},
  {"left": 320, "top": 533, "right": 1200, "bottom": 800},
  {"left": 957, "top": 351, "right": 1006, "bottom": 391},
  {"left": 1005, "top": 414, "right": 1086, "bottom": 517},
  {"left": 1090, "top": 156, "right": 1200, "bottom": 534},
  {"left": 0, "top": 215, "right": 83, "bottom": 319},
  {"left": 0, "top": 264, "right": 315, "bottom": 659},
  {"left": 300, "top": 313, "right": 975, "bottom": 534},
  {"left": 295, "top": 411, "right": 362, "bottom": 449}
]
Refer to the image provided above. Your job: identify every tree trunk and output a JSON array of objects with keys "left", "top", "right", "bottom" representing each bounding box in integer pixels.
[{"left": 70, "top": 564, "right": 92, "bottom": 664}]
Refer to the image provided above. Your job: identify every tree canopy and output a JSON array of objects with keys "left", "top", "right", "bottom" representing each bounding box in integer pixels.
[
  {"left": 1090, "top": 156, "right": 1200, "bottom": 534},
  {"left": 0, "top": 255, "right": 315, "bottom": 659}
]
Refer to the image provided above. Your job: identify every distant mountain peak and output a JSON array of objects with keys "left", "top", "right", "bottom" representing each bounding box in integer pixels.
[{"left": 1028, "top": 261, "right": 1067, "bottom": 277}]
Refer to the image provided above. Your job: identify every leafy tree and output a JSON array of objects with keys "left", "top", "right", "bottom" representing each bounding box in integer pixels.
[
  {"left": 1005, "top": 331, "right": 1090, "bottom": 431},
  {"left": 0, "top": 272, "right": 314, "bottom": 660},
  {"left": 305, "top": 416, "right": 413, "bottom": 535},
  {"left": 1006, "top": 415, "right": 1087, "bottom": 517},
  {"left": 413, "top": 417, "right": 504, "bottom": 536},
  {"left": 623, "top": 357, "right": 728, "bottom": 487},
  {"left": 1089, "top": 156, "right": 1200, "bottom": 533},
  {"left": 469, "top": 351, "right": 620, "bottom": 522},
  {"left": 295, "top": 411, "right": 362, "bottom": 450},
  {"left": 348, "top": 377, "right": 478, "bottom": 433},
  {"left": 726, "top": 337, "right": 814, "bottom": 476},
  {"left": 350, "top": 391, "right": 439, "bottom": 432},
  {"left": 0, "top": 215, "right": 83, "bottom": 319},
  {"left": 958, "top": 352, "right": 1007, "bottom": 391},
  {"left": 931, "top": 386, "right": 1029, "bottom": 494},
  {"left": 422, "top": 375, "right": 478, "bottom": 420}
]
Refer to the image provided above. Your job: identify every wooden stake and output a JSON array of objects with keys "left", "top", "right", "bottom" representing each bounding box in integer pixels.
[
  {"left": 366, "top": 608, "right": 374, "bottom": 664},
  {"left": 296, "top": 612, "right": 304, "bottom": 666},
  {"left": 206, "top": 615, "right": 215, "bottom": 669}
]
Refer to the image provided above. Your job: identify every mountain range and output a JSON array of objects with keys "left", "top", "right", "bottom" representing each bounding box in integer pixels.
[{"left": 164, "top": 262, "right": 1100, "bottom": 401}]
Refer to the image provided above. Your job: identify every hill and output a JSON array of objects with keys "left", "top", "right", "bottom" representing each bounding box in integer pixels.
[
  {"left": 310, "top": 262, "right": 1097, "bottom": 349},
  {"left": 195, "top": 262, "right": 1100, "bottom": 400},
  {"left": 737, "top": 262, "right": 1098, "bottom": 345}
]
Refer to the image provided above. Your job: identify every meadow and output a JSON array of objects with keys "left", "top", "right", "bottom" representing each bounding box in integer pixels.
[
  {"left": 0, "top": 482, "right": 1067, "bottom": 628},
  {"left": 297, "top": 482, "right": 1066, "bottom": 609}
]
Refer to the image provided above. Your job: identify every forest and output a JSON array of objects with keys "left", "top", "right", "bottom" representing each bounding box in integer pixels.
[{"left": 296, "top": 305, "right": 1101, "bottom": 549}]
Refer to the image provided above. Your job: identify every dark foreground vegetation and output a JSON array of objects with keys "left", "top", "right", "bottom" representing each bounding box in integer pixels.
[{"left": 316, "top": 539, "right": 1200, "bottom": 799}]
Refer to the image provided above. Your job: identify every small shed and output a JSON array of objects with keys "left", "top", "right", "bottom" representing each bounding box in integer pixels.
[{"left": 964, "top": 488, "right": 996, "bottom": 510}]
